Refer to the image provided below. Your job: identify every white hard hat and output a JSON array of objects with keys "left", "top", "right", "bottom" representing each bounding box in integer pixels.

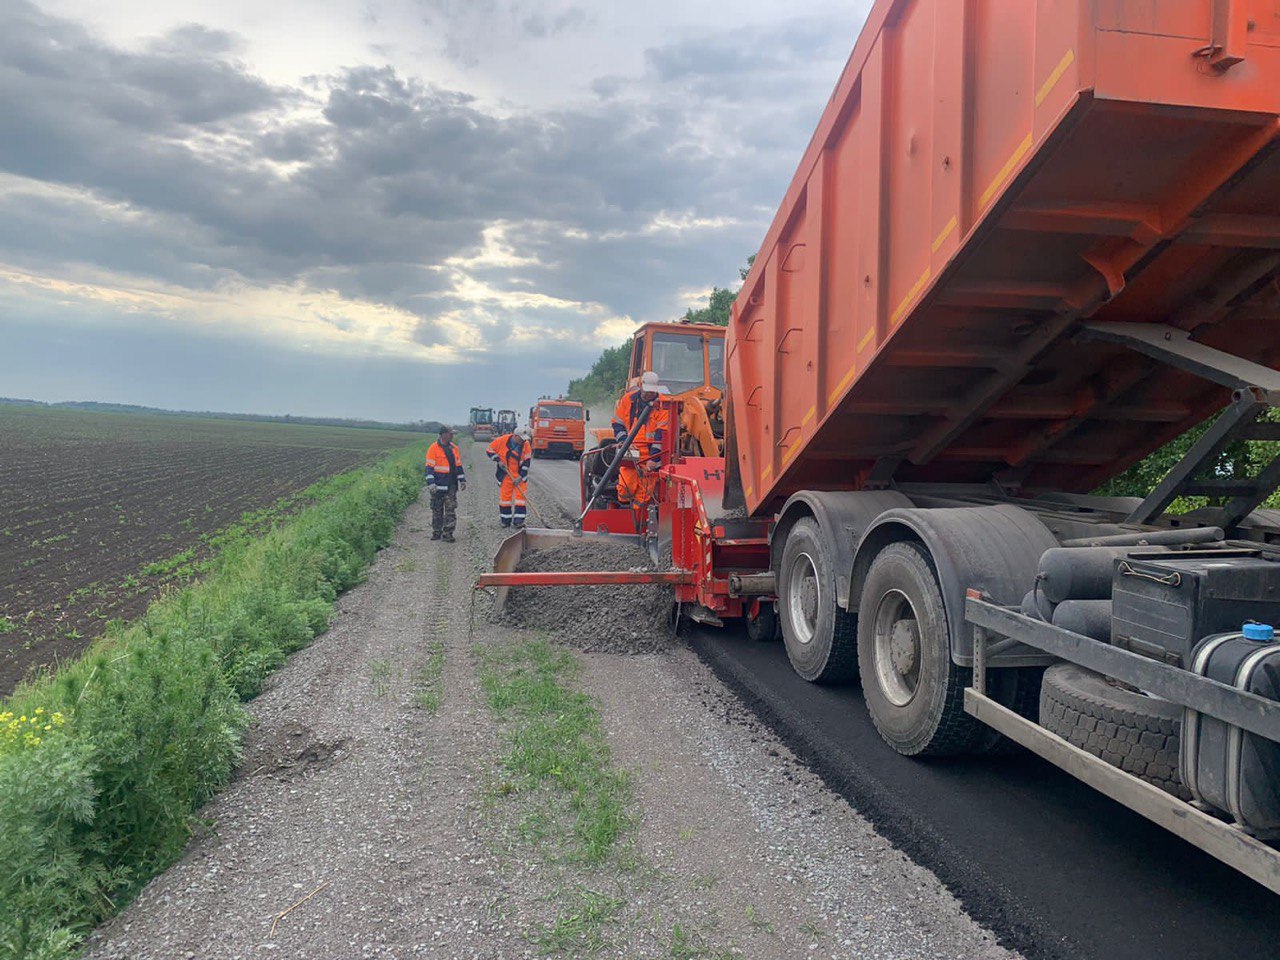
[{"left": 640, "top": 371, "right": 667, "bottom": 394}]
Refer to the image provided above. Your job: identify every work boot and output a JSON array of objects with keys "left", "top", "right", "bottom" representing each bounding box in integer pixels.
[
  {"left": 513, "top": 521, "right": 525, "bottom": 530},
  {"left": 431, "top": 532, "right": 442, "bottom": 541},
  {"left": 500, "top": 520, "right": 511, "bottom": 528},
  {"left": 442, "top": 533, "right": 455, "bottom": 543}
]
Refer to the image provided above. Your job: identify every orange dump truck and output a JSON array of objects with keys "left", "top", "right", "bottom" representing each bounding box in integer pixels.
[
  {"left": 488, "top": 0, "right": 1280, "bottom": 891},
  {"left": 529, "top": 397, "right": 587, "bottom": 459}
]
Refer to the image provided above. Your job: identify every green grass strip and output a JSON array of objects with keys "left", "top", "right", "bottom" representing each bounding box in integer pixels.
[
  {"left": 479, "top": 639, "right": 634, "bottom": 866},
  {"left": 0, "top": 442, "right": 426, "bottom": 960}
]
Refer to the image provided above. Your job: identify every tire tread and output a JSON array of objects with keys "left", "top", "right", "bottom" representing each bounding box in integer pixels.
[{"left": 1039, "top": 663, "right": 1188, "bottom": 800}]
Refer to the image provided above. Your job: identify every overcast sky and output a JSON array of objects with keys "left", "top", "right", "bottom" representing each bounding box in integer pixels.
[{"left": 0, "top": 0, "right": 872, "bottom": 423}]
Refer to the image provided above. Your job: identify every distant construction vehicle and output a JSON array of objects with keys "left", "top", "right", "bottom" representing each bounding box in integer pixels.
[
  {"left": 482, "top": 0, "right": 1280, "bottom": 894},
  {"left": 468, "top": 407, "right": 496, "bottom": 442},
  {"left": 496, "top": 410, "right": 518, "bottom": 435},
  {"left": 528, "top": 397, "right": 587, "bottom": 459}
]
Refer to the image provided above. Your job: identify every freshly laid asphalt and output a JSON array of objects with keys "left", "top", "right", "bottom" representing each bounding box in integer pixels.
[
  {"left": 690, "top": 629, "right": 1280, "bottom": 960},
  {"left": 530, "top": 456, "right": 1279, "bottom": 960}
]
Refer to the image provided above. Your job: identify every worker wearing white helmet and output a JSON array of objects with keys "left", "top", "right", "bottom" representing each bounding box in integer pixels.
[
  {"left": 486, "top": 423, "right": 532, "bottom": 528},
  {"left": 610, "top": 370, "right": 669, "bottom": 520}
]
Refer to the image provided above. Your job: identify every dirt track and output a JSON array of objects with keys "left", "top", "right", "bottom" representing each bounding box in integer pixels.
[{"left": 83, "top": 445, "right": 1017, "bottom": 959}]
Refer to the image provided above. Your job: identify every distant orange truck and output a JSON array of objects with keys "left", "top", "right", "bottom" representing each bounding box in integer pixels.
[{"left": 529, "top": 397, "right": 587, "bottom": 459}]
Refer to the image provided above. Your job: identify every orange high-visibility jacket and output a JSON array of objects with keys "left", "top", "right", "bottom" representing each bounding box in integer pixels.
[
  {"left": 425, "top": 440, "right": 466, "bottom": 488},
  {"left": 611, "top": 388, "right": 669, "bottom": 459},
  {"left": 486, "top": 433, "right": 531, "bottom": 480}
]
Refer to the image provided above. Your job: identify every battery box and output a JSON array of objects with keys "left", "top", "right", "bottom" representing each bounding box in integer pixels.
[{"left": 1110, "top": 551, "right": 1280, "bottom": 667}]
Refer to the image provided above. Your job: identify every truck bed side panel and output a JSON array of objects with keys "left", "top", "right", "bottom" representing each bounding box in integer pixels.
[{"left": 730, "top": 0, "right": 1280, "bottom": 515}]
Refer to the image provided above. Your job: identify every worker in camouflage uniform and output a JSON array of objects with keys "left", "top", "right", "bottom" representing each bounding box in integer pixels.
[{"left": 424, "top": 426, "right": 466, "bottom": 542}]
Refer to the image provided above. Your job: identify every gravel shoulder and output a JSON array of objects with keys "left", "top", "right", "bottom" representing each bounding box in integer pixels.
[
  {"left": 580, "top": 648, "right": 1013, "bottom": 959},
  {"left": 83, "top": 444, "right": 1020, "bottom": 960}
]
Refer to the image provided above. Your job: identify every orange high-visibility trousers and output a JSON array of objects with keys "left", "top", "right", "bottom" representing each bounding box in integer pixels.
[
  {"left": 500, "top": 474, "right": 528, "bottom": 527},
  {"left": 616, "top": 462, "right": 655, "bottom": 505}
]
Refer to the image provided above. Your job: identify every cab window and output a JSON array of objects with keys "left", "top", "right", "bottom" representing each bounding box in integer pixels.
[
  {"left": 707, "top": 337, "right": 725, "bottom": 391},
  {"left": 650, "top": 332, "right": 705, "bottom": 392},
  {"left": 630, "top": 335, "right": 646, "bottom": 379},
  {"left": 539, "top": 404, "right": 583, "bottom": 420}
]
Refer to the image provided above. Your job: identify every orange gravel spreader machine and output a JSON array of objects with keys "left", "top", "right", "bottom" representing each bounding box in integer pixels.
[{"left": 484, "top": 321, "right": 774, "bottom": 630}]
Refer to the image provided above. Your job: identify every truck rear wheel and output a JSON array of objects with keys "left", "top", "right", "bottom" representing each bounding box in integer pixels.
[
  {"left": 857, "top": 541, "right": 982, "bottom": 756},
  {"left": 778, "top": 517, "right": 857, "bottom": 682}
]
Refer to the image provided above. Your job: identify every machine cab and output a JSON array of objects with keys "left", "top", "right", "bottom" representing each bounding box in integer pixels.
[{"left": 627, "top": 322, "right": 726, "bottom": 403}]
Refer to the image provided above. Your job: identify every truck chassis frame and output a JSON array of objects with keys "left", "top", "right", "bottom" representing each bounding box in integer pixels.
[{"left": 966, "top": 595, "right": 1280, "bottom": 893}]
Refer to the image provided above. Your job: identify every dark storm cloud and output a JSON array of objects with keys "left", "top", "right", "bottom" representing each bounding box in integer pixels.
[{"left": 0, "top": 0, "right": 853, "bottom": 345}]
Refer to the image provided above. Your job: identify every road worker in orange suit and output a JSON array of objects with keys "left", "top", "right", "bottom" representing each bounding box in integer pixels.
[
  {"left": 486, "top": 427, "right": 532, "bottom": 528},
  {"left": 424, "top": 426, "right": 466, "bottom": 542},
  {"left": 611, "top": 370, "right": 669, "bottom": 519}
]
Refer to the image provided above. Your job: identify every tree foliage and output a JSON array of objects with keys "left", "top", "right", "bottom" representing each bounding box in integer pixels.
[
  {"left": 1095, "top": 408, "right": 1280, "bottom": 511},
  {"left": 566, "top": 341, "right": 631, "bottom": 407},
  {"left": 681, "top": 286, "right": 737, "bottom": 326},
  {"left": 680, "top": 255, "right": 756, "bottom": 326}
]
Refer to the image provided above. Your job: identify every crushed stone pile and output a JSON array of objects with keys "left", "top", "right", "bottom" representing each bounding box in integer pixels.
[{"left": 501, "top": 538, "right": 676, "bottom": 654}]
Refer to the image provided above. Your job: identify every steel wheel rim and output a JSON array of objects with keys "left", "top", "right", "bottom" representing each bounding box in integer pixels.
[
  {"left": 787, "top": 551, "right": 820, "bottom": 645},
  {"left": 873, "top": 588, "right": 922, "bottom": 707}
]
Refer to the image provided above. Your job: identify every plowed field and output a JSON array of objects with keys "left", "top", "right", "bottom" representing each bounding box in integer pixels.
[{"left": 0, "top": 406, "right": 421, "bottom": 695}]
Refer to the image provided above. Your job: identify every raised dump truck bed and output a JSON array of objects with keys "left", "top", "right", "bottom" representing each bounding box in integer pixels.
[{"left": 730, "top": 0, "right": 1280, "bottom": 515}]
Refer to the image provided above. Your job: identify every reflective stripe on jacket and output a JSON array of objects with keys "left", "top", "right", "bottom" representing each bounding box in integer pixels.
[
  {"left": 486, "top": 433, "right": 531, "bottom": 480},
  {"left": 425, "top": 440, "right": 465, "bottom": 487}
]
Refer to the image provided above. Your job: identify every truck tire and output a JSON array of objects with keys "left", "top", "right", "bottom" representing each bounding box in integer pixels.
[
  {"left": 745, "top": 602, "right": 781, "bottom": 642},
  {"left": 778, "top": 517, "right": 858, "bottom": 682},
  {"left": 857, "top": 541, "right": 985, "bottom": 756},
  {"left": 1039, "top": 663, "right": 1188, "bottom": 800}
]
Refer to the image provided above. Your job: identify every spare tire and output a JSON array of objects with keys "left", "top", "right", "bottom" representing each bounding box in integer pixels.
[{"left": 1039, "top": 663, "right": 1188, "bottom": 800}]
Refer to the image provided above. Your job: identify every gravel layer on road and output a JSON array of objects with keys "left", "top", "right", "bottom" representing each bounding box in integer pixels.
[
  {"left": 83, "top": 444, "right": 1020, "bottom": 959},
  {"left": 583, "top": 648, "right": 1017, "bottom": 959},
  {"left": 501, "top": 538, "right": 675, "bottom": 654}
]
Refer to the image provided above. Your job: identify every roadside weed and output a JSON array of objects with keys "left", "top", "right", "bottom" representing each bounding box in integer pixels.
[
  {"left": 532, "top": 886, "right": 624, "bottom": 954},
  {"left": 744, "top": 905, "right": 774, "bottom": 934},
  {"left": 479, "top": 639, "right": 738, "bottom": 959},
  {"left": 412, "top": 641, "right": 445, "bottom": 713},
  {"left": 369, "top": 658, "right": 392, "bottom": 698},
  {"left": 799, "top": 921, "right": 826, "bottom": 940},
  {"left": 668, "top": 923, "right": 736, "bottom": 960}
]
